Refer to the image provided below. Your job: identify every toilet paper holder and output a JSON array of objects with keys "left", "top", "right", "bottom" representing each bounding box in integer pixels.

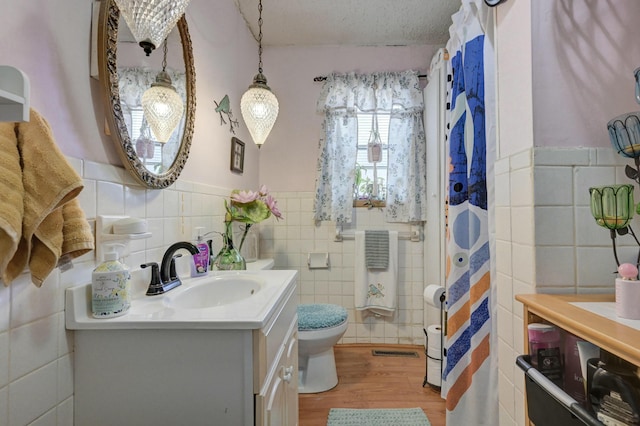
[
  {"left": 307, "top": 252, "right": 329, "bottom": 269},
  {"left": 423, "top": 287, "right": 446, "bottom": 389}
]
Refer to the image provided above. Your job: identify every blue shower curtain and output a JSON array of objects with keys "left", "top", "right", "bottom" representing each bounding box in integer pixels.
[{"left": 441, "top": 1, "right": 497, "bottom": 425}]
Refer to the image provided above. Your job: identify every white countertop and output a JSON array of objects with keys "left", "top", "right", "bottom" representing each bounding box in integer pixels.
[
  {"left": 570, "top": 301, "right": 640, "bottom": 331},
  {"left": 65, "top": 268, "right": 297, "bottom": 330}
]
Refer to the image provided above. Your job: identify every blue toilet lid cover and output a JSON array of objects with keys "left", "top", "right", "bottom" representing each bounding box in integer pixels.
[{"left": 297, "top": 304, "right": 347, "bottom": 330}]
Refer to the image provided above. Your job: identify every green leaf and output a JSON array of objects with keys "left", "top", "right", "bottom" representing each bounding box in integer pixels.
[{"left": 228, "top": 200, "right": 271, "bottom": 224}]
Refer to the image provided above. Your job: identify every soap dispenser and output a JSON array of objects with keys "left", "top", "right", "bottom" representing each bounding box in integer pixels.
[
  {"left": 191, "top": 227, "right": 210, "bottom": 277},
  {"left": 91, "top": 244, "right": 131, "bottom": 318}
]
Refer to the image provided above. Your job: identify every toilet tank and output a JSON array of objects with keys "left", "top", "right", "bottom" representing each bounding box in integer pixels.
[{"left": 247, "top": 259, "right": 274, "bottom": 270}]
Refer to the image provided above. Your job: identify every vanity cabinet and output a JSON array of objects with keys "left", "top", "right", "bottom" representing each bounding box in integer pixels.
[
  {"left": 515, "top": 293, "right": 640, "bottom": 425},
  {"left": 71, "top": 272, "right": 298, "bottom": 426},
  {"left": 515, "top": 294, "right": 640, "bottom": 367}
]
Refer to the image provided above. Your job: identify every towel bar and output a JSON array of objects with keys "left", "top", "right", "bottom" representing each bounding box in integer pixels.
[{"left": 334, "top": 225, "right": 421, "bottom": 242}]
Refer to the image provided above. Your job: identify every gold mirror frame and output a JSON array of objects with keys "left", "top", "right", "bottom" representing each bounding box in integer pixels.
[{"left": 97, "top": 0, "right": 196, "bottom": 189}]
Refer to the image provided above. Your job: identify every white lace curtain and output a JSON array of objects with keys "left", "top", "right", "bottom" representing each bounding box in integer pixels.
[
  {"left": 313, "top": 70, "right": 428, "bottom": 223},
  {"left": 117, "top": 67, "right": 187, "bottom": 109},
  {"left": 116, "top": 67, "right": 187, "bottom": 164}
]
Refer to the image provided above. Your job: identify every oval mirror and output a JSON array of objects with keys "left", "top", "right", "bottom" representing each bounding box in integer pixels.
[{"left": 97, "top": 0, "right": 196, "bottom": 189}]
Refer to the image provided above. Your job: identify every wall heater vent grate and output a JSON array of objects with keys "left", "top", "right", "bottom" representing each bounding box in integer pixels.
[{"left": 371, "top": 349, "right": 419, "bottom": 358}]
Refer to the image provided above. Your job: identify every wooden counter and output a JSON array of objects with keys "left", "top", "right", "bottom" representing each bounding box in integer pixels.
[{"left": 515, "top": 293, "right": 640, "bottom": 367}]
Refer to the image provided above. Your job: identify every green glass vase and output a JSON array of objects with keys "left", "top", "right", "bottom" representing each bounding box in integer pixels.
[{"left": 213, "top": 222, "right": 246, "bottom": 270}]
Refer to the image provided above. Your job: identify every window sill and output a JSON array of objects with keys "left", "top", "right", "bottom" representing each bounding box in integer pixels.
[{"left": 353, "top": 199, "right": 386, "bottom": 208}]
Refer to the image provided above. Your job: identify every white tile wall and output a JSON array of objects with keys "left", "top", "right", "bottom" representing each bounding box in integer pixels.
[
  {"left": 0, "top": 157, "right": 426, "bottom": 425},
  {"left": 5, "top": 146, "right": 630, "bottom": 425},
  {"left": 260, "top": 193, "right": 426, "bottom": 345},
  {"left": 0, "top": 157, "right": 236, "bottom": 425},
  {"left": 498, "top": 145, "right": 636, "bottom": 426}
]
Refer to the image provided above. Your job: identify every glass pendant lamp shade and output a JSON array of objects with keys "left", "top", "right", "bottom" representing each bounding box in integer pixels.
[
  {"left": 114, "top": 0, "right": 191, "bottom": 56},
  {"left": 589, "top": 184, "right": 635, "bottom": 230},
  {"left": 240, "top": 0, "right": 279, "bottom": 148},
  {"left": 608, "top": 112, "right": 640, "bottom": 159},
  {"left": 241, "top": 73, "right": 279, "bottom": 147},
  {"left": 142, "top": 70, "right": 184, "bottom": 143}
]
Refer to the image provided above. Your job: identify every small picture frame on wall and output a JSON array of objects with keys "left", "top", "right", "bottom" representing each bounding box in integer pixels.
[{"left": 230, "top": 137, "right": 245, "bottom": 174}]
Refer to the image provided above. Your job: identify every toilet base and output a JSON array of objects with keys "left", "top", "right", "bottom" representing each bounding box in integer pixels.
[{"left": 298, "top": 347, "right": 338, "bottom": 393}]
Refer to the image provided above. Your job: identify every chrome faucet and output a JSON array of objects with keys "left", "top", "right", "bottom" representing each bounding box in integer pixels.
[{"left": 141, "top": 241, "right": 199, "bottom": 296}]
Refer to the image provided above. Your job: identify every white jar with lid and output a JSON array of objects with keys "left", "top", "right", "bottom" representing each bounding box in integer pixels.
[{"left": 527, "top": 323, "right": 562, "bottom": 386}]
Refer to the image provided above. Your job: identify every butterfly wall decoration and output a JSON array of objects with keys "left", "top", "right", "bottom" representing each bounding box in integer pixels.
[{"left": 214, "top": 94, "right": 240, "bottom": 134}]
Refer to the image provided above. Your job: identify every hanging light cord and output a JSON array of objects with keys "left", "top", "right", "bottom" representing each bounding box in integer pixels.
[
  {"left": 162, "top": 40, "right": 168, "bottom": 72},
  {"left": 257, "top": 0, "right": 263, "bottom": 74}
]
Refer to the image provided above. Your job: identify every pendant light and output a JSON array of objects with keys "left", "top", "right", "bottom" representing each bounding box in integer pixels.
[
  {"left": 114, "top": 0, "right": 191, "bottom": 56},
  {"left": 240, "top": 0, "right": 279, "bottom": 148},
  {"left": 141, "top": 40, "right": 184, "bottom": 143}
]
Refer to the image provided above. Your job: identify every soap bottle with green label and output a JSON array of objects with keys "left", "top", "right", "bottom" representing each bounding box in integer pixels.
[{"left": 91, "top": 245, "right": 131, "bottom": 318}]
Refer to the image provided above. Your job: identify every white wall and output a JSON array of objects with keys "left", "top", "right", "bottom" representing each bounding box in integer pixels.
[
  {"left": 496, "top": 0, "right": 534, "bottom": 158},
  {"left": 256, "top": 43, "right": 440, "bottom": 346},
  {"left": 178, "top": 0, "right": 263, "bottom": 189},
  {"left": 0, "top": 0, "right": 260, "bottom": 424},
  {"left": 495, "top": 1, "right": 640, "bottom": 425},
  {"left": 0, "top": 159, "right": 235, "bottom": 426},
  {"left": 1, "top": 1, "right": 441, "bottom": 424},
  {"left": 531, "top": 1, "right": 640, "bottom": 149},
  {"left": 260, "top": 44, "right": 439, "bottom": 192},
  {"left": 0, "top": 0, "right": 261, "bottom": 190}
]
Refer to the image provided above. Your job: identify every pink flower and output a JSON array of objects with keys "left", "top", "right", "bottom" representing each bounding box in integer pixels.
[
  {"left": 231, "top": 190, "right": 259, "bottom": 204},
  {"left": 265, "top": 195, "right": 283, "bottom": 219},
  {"left": 259, "top": 184, "right": 269, "bottom": 197}
]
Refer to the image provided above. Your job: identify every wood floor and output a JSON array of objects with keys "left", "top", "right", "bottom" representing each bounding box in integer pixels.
[{"left": 298, "top": 344, "right": 446, "bottom": 426}]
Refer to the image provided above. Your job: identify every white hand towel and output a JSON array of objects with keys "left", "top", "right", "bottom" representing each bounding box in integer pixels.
[{"left": 354, "top": 230, "right": 398, "bottom": 316}]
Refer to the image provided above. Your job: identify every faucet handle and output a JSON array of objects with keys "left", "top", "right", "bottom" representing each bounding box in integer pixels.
[
  {"left": 169, "top": 254, "right": 183, "bottom": 281},
  {"left": 141, "top": 262, "right": 163, "bottom": 296}
]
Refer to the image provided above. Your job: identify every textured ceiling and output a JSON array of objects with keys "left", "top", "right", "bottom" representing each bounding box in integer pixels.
[{"left": 234, "top": 0, "right": 462, "bottom": 47}]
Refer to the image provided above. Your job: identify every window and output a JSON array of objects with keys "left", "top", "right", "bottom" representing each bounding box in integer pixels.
[
  {"left": 128, "top": 108, "right": 164, "bottom": 171},
  {"left": 314, "top": 71, "right": 427, "bottom": 223},
  {"left": 354, "top": 112, "right": 389, "bottom": 207}
]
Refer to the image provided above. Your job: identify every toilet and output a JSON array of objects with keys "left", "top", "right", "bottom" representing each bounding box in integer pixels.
[{"left": 297, "top": 303, "right": 348, "bottom": 393}]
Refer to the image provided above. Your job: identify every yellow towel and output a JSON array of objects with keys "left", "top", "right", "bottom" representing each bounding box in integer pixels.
[
  {"left": 0, "top": 123, "right": 24, "bottom": 276},
  {"left": 23, "top": 201, "right": 94, "bottom": 288},
  {"left": 28, "top": 199, "right": 93, "bottom": 286},
  {"left": 2, "top": 109, "right": 93, "bottom": 286},
  {"left": 61, "top": 198, "right": 94, "bottom": 261},
  {"left": 30, "top": 208, "right": 64, "bottom": 286}
]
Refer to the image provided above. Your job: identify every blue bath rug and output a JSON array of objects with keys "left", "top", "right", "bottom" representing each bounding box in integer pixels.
[{"left": 326, "top": 408, "right": 431, "bottom": 426}]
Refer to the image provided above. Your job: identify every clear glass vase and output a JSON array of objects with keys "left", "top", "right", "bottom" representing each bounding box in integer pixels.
[
  {"left": 234, "top": 222, "right": 258, "bottom": 263},
  {"left": 213, "top": 222, "right": 246, "bottom": 270}
]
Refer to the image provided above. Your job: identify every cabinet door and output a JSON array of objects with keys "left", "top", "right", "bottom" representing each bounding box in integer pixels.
[
  {"left": 284, "top": 329, "right": 298, "bottom": 426},
  {"left": 264, "top": 369, "right": 287, "bottom": 426},
  {"left": 257, "top": 318, "right": 299, "bottom": 426}
]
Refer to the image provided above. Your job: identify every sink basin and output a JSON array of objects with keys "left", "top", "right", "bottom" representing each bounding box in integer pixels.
[
  {"left": 164, "top": 274, "right": 264, "bottom": 309},
  {"left": 65, "top": 269, "right": 297, "bottom": 330}
]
